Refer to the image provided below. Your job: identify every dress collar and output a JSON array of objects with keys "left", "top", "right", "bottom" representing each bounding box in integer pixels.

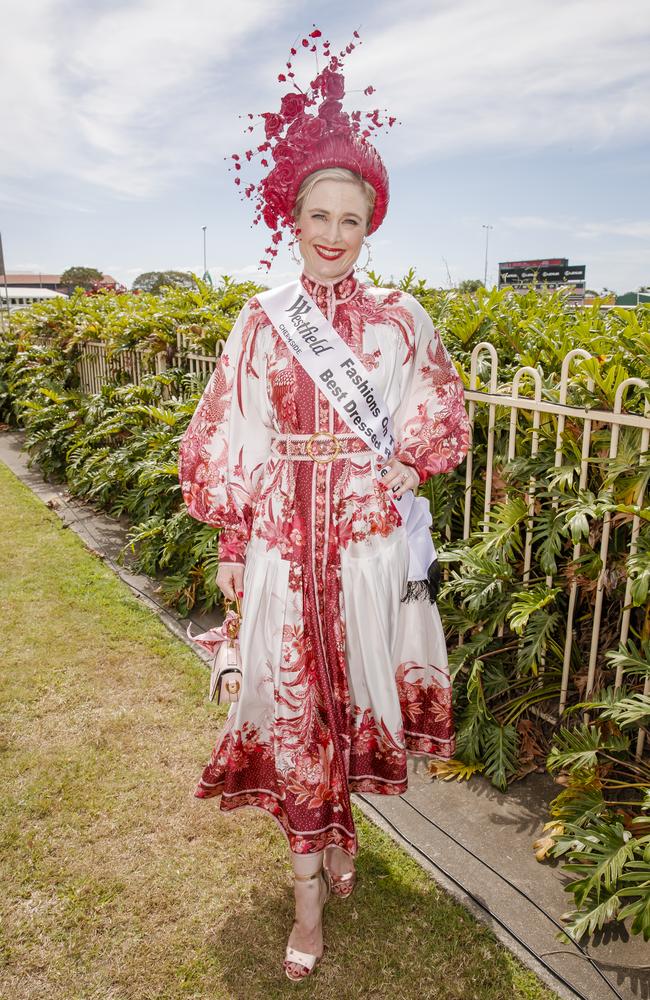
[{"left": 299, "top": 265, "right": 360, "bottom": 306}]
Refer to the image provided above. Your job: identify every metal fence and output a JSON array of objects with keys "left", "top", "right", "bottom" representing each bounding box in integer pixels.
[
  {"left": 76, "top": 332, "right": 223, "bottom": 393},
  {"left": 464, "top": 342, "right": 649, "bottom": 757},
  {"left": 74, "top": 336, "right": 650, "bottom": 752}
]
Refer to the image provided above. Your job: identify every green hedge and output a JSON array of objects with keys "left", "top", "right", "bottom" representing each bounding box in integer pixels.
[{"left": 1, "top": 273, "right": 649, "bottom": 943}]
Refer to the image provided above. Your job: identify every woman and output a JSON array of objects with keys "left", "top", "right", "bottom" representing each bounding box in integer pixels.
[{"left": 179, "top": 34, "right": 470, "bottom": 982}]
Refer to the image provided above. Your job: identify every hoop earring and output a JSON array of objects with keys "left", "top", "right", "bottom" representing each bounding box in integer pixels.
[
  {"left": 289, "top": 238, "right": 302, "bottom": 266},
  {"left": 357, "top": 238, "right": 372, "bottom": 274}
]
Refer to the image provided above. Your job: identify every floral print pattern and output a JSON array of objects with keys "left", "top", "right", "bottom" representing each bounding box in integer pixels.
[{"left": 179, "top": 267, "right": 469, "bottom": 855}]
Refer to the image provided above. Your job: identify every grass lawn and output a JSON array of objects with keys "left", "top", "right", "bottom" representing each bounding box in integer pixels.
[{"left": 0, "top": 460, "right": 559, "bottom": 1000}]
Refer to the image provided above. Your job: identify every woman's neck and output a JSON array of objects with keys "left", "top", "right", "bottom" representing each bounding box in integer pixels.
[{"left": 300, "top": 263, "right": 356, "bottom": 288}]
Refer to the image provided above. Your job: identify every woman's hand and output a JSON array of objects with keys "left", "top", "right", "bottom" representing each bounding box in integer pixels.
[
  {"left": 216, "top": 562, "right": 245, "bottom": 602},
  {"left": 376, "top": 458, "right": 420, "bottom": 499}
]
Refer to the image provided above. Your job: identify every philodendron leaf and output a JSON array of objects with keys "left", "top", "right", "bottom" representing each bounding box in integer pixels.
[
  {"left": 507, "top": 585, "right": 561, "bottom": 635},
  {"left": 547, "top": 724, "right": 630, "bottom": 773},
  {"left": 428, "top": 758, "right": 485, "bottom": 782},
  {"left": 482, "top": 721, "right": 518, "bottom": 791},
  {"left": 560, "top": 893, "right": 622, "bottom": 941}
]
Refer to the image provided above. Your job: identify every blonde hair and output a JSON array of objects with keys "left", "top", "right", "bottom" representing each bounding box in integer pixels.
[{"left": 293, "top": 167, "right": 376, "bottom": 231}]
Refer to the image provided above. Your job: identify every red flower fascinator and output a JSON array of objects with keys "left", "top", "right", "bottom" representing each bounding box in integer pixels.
[{"left": 229, "top": 28, "right": 398, "bottom": 269}]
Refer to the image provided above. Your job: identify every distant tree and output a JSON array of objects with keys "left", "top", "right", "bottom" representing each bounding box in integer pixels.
[
  {"left": 131, "top": 270, "right": 196, "bottom": 294},
  {"left": 60, "top": 266, "right": 103, "bottom": 291},
  {"left": 457, "top": 279, "right": 484, "bottom": 293}
]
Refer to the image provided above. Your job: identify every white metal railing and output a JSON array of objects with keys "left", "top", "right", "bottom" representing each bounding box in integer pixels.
[
  {"left": 77, "top": 341, "right": 165, "bottom": 393},
  {"left": 75, "top": 333, "right": 223, "bottom": 394},
  {"left": 72, "top": 336, "right": 649, "bottom": 754},
  {"left": 465, "top": 342, "right": 649, "bottom": 757},
  {"left": 174, "top": 330, "right": 224, "bottom": 381}
]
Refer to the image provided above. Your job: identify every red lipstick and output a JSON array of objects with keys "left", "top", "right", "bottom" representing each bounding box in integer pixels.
[{"left": 314, "top": 244, "right": 345, "bottom": 261}]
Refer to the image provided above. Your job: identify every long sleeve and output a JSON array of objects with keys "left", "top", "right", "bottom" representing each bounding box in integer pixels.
[
  {"left": 178, "top": 299, "right": 274, "bottom": 564},
  {"left": 392, "top": 296, "right": 470, "bottom": 484}
]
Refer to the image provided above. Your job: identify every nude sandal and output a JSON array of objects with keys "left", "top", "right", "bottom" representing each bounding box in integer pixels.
[
  {"left": 324, "top": 849, "right": 357, "bottom": 899},
  {"left": 327, "top": 867, "right": 357, "bottom": 899},
  {"left": 283, "top": 868, "right": 331, "bottom": 982}
]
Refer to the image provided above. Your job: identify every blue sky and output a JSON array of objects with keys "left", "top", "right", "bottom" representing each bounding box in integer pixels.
[{"left": 2, "top": 0, "right": 649, "bottom": 293}]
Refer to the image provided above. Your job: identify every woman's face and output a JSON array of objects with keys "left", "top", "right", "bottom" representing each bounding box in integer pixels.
[{"left": 295, "top": 178, "right": 369, "bottom": 282}]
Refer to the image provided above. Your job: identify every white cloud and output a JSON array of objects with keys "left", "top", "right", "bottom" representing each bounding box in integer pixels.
[
  {"left": 346, "top": 0, "right": 650, "bottom": 162},
  {"left": 2, "top": 0, "right": 648, "bottom": 199},
  {"left": 501, "top": 214, "right": 650, "bottom": 241},
  {"left": 1, "top": 0, "right": 291, "bottom": 196}
]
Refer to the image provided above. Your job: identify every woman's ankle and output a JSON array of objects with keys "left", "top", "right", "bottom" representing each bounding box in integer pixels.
[{"left": 324, "top": 845, "right": 355, "bottom": 874}]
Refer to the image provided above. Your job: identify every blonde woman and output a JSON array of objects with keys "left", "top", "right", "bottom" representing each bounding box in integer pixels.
[{"left": 179, "top": 32, "right": 470, "bottom": 983}]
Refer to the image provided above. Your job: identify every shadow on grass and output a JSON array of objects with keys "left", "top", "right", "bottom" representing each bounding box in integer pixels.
[{"left": 200, "top": 841, "right": 525, "bottom": 1000}]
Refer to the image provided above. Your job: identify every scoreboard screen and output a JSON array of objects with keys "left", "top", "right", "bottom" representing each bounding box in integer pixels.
[{"left": 498, "top": 259, "right": 586, "bottom": 302}]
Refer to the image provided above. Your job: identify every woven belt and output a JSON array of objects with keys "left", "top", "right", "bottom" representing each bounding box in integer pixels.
[{"left": 271, "top": 432, "right": 374, "bottom": 464}]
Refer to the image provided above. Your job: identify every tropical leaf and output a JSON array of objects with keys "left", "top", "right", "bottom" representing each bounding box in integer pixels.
[
  {"left": 515, "top": 610, "right": 562, "bottom": 675},
  {"left": 547, "top": 724, "right": 630, "bottom": 773},
  {"left": 507, "top": 585, "right": 561, "bottom": 635},
  {"left": 548, "top": 784, "right": 607, "bottom": 828},
  {"left": 531, "top": 508, "right": 567, "bottom": 576},
  {"left": 560, "top": 892, "right": 622, "bottom": 941},
  {"left": 473, "top": 496, "right": 527, "bottom": 559},
  {"left": 589, "top": 693, "right": 650, "bottom": 729},
  {"left": 481, "top": 721, "right": 518, "bottom": 791},
  {"left": 446, "top": 631, "right": 493, "bottom": 680},
  {"left": 604, "top": 639, "right": 650, "bottom": 679},
  {"left": 618, "top": 864, "right": 650, "bottom": 941},
  {"left": 533, "top": 820, "right": 565, "bottom": 861},
  {"left": 623, "top": 551, "right": 650, "bottom": 605},
  {"left": 559, "top": 819, "right": 640, "bottom": 902},
  {"left": 427, "top": 758, "right": 485, "bottom": 782}
]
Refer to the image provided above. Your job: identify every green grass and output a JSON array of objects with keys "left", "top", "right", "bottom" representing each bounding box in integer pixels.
[{"left": 0, "top": 459, "right": 558, "bottom": 1000}]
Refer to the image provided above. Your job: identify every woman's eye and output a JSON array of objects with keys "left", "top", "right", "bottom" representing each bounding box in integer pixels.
[
  {"left": 312, "top": 213, "right": 326, "bottom": 220},
  {"left": 344, "top": 219, "right": 359, "bottom": 226}
]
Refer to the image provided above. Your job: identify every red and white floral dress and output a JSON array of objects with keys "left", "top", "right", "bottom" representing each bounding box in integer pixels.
[{"left": 178, "top": 267, "right": 470, "bottom": 856}]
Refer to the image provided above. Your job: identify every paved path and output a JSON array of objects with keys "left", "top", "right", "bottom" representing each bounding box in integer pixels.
[{"left": 1, "top": 428, "right": 648, "bottom": 1000}]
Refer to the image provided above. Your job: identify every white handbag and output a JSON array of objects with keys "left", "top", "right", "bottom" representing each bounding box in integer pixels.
[{"left": 187, "top": 595, "right": 243, "bottom": 704}]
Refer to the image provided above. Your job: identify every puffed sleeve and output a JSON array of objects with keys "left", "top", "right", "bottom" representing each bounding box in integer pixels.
[
  {"left": 178, "top": 298, "right": 274, "bottom": 564},
  {"left": 392, "top": 295, "right": 470, "bottom": 484}
]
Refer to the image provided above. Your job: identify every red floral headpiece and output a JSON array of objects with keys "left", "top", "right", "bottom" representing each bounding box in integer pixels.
[{"left": 229, "top": 28, "right": 398, "bottom": 269}]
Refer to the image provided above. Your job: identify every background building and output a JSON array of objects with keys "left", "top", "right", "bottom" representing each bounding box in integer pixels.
[
  {"left": 1, "top": 273, "right": 124, "bottom": 293},
  {"left": 0, "top": 286, "right": 68, "bottom": 312}
]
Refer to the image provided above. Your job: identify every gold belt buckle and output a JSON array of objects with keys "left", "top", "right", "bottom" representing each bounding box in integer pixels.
[{"left": 305, "top": 431, "right": 341, "bottom": 463}]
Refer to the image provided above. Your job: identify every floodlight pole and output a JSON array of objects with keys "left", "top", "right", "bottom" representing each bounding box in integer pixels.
[
  {"left": 0, "top": 231, "right": 12, "bottom": 334},
  {"left": 202, "top": 226, "right": 207, "bottom": 278},
  {"left": 482, "top": 224, "right": 493, "bottom": 287}
]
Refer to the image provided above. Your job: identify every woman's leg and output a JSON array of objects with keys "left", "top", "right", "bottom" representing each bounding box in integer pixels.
[{"left": 285, "top": 849, "right": 328, "bottom": 974}]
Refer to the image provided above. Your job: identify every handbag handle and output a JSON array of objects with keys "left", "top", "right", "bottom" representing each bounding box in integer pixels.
[
  {"left": 225, "top": 592, "right": 241, "bottom": 617},
  {"left": 222, "top": 592, "right": 242, "bottom": 643}
]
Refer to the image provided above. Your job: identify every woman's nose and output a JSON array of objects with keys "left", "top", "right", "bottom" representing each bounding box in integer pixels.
[{"left": 323, "top": 219, "right": 342, "bottom": 245}]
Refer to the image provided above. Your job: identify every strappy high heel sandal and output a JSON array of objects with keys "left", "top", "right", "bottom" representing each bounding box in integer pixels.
[
  {"left": 324, "top": 848, "right": 357, "bottom": 899},
  {"left": 283, "top": 867, "right": 331, "bottom": 982},
  {"left": 327, "top": 867, "right": 357, "bottom": 899}
]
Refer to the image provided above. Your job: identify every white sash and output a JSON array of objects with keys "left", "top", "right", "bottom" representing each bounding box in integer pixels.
[{"left": 256, "top": 280, "right": 436, "bottom": 582}]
